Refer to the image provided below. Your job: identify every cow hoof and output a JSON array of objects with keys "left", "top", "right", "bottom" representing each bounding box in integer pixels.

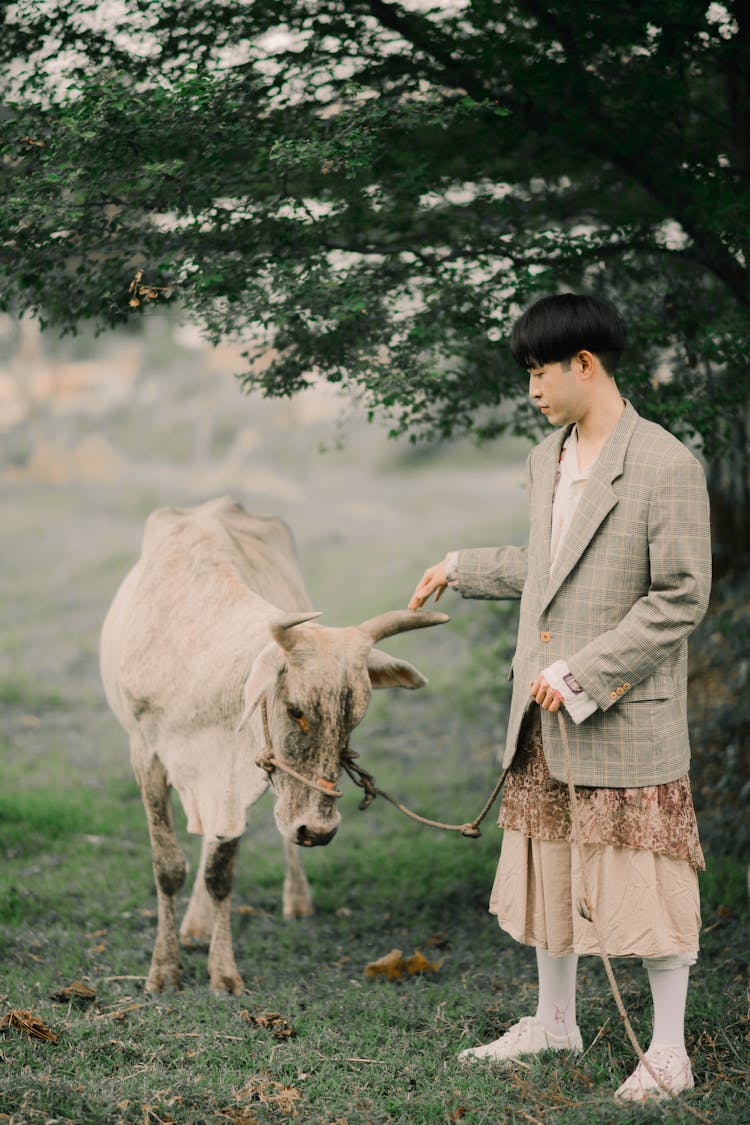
[
  {"left": 145, "top": 967, "right": 181, "bottom": 993},
  {"left": 283, "top": 898, "right": 315, "bottom": 920},
  {"left": 210, "top": 972, "right": 245, "bottom": 996}
]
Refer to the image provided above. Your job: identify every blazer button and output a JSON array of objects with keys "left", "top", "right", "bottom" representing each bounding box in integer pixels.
[
  {"left": 623, "top": 682, "right": 631, "bottom": 691},
  {"left": 609, "top": 691, "right": 618, "bottom": 700},
  {"left": 540, "top": 631, "right": 551, "bottom": 643},
  {"left": 616, "top": 686, "right": 625, "bottom": 695}
]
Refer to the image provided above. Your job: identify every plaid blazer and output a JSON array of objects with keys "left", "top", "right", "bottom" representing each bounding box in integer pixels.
[{"left": 456, "top": 402, "right": 712, "bottom": 787}]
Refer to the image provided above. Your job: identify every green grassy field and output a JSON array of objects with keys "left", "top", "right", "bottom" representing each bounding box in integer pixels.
[{"left": 1, "top": 677, "right": 748, "bottom": 1125}]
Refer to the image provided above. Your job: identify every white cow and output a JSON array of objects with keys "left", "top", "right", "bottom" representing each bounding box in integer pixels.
[{"left": 100, "top": 496, "right": 447, "bottom": 994}]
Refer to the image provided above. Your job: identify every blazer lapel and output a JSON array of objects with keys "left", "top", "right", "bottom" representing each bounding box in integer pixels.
[{"left": 541, "top": 401, "right": 639, "bottom": 611}]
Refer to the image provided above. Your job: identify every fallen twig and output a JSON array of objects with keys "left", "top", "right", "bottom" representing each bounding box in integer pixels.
[
  {"left": 99, "top": 975, "right": 148, "bottom": 982},
  {"left": 519, "top": 1110, "right": 546, "bottom": 1125},
  {"left": 577, "top": 1016, "right": 611, "bottom": 1062}
]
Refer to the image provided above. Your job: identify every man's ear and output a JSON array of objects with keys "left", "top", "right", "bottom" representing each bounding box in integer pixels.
[
  {"left": 237, "top": 644, "right": 285, "bottom": 731},
  {"left": 367, "top": 647, "right": 428, "bottom": 690},
  {"left": 575, "top": 349, "right": 596, "bottom": 379}
]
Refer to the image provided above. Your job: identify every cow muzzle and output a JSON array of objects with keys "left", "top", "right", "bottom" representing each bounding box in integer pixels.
[{"left": 296, "top": 823, "right": 338, "bottom": 848}]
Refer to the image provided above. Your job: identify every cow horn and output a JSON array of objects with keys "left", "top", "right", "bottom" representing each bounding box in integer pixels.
[
  {"left": 271, "top": 611, "right": 322, "bottom": 650},
  {"left": 358, "top": 609, "right": 449, "bottom": 644}
]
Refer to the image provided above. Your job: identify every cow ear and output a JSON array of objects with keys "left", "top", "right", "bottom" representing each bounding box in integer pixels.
[
  {"left": 367, "top": 647, "right": 428, "bottom": 690},
  {"left": 237, "top": 645, "right": 284, "bottom": 731}
]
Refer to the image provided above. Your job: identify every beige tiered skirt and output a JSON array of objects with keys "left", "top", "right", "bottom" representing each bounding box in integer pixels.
[
  {"left": 490, "top": 708, "right": 703, "bottom": 958},
  {"left": 490, "top": 831, "right": 701, "bottom": 957}
]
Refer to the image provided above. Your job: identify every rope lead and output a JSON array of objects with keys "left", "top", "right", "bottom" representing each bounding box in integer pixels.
[{"left": 340, "top": 746, "right": 510, "bottom": 838}]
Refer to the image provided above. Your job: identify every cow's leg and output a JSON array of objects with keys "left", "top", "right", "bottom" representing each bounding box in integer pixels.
[
  {"left": 282, "top": 837, "right": 314, "bottom": 918},
  {"left": 204, "top": 837, "right": 244, "bottom": 994},
  {"left": 136, "top": 752, "right": 186, "bottom": 993},
  {"left": 180, "top": 837, "right": 214, "bottom": 946}
]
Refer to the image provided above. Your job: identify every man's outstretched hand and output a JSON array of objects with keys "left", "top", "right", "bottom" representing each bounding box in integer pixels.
[{"left": 408, "top": 560, "right": 449, "bottom": 610}]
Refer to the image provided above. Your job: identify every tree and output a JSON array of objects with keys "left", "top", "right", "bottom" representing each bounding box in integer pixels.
[{"left": 2, "top": 1, "right": 749, "bottom": 570}]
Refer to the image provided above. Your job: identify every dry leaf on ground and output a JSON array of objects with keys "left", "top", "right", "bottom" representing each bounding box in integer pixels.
[
  {"left": 425, "top": 931, "right": 451, "bottom": 950},
  {"left": 51, "top": 980, "right": 97, "bottom": 1006},
  {"left": 219, "top": 1109, "right": 262, "bottom": 1125},
  {"left": 0, "top": 1009, "right": 58, "bottom": 1043},
  {"left": 363, "top": 948, "right": 441, "bottom": 981},
  {"left": 235, "top": 1075, "right": 302, "bottom": 1118},
  {"left": 240, "top": 1009, "right": 297, "bottom": 1039}
]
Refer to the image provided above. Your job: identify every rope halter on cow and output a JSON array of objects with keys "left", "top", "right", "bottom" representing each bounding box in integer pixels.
[
  {"left": 257, "top": 697, "right": 509, "bottom": 836},
  {"left": 257, "top": 698, "right": 344, "bottom": 799}
]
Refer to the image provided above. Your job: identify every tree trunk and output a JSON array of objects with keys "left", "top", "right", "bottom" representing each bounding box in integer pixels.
[{"left": 705, "top": 411, "right": 750, "bottom": 580}]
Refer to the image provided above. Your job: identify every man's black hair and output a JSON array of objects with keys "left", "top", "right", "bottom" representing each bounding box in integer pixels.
[{"left": 510, "top": 293, "right": 626, "bottom": 375}]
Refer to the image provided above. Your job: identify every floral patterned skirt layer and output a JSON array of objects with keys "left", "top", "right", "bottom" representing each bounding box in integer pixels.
[{"left": 489, "top": 707, "right": 704, "bottom": 958}]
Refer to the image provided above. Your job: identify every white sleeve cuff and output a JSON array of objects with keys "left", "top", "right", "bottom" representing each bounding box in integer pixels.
[{"left": 542, "top": 659, "right": 598, "bottom": 724}]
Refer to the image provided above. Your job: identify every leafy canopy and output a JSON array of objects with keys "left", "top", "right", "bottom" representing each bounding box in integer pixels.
[{"left": 1, "top": 1, "right": 749, "bottom": 451}]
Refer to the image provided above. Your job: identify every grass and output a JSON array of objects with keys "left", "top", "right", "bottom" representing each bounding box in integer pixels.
[
  {"left": 1, "top": 690, "right": 748, "bottom": 1125},
  {"left": 0, "top": 676, "right": 66, "bottom": 713}
]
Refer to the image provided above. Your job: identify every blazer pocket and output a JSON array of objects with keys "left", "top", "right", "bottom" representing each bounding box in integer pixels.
[{"left": 625, "top": 675, "right": 675, "bottom": 702}]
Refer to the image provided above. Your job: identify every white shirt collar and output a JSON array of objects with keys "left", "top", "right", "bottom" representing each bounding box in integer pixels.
[{"left": 561, "top": 426, "right": 596, "bottom": 482}]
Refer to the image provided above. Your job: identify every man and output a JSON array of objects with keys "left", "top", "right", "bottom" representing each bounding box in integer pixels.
[{"left": 409, "top": 293, "right": 711, "bottom": 1103}]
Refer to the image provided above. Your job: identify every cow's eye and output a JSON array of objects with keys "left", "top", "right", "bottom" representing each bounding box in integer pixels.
[{"left": 287, "top": 704, "right": 304, "bottom": 722}]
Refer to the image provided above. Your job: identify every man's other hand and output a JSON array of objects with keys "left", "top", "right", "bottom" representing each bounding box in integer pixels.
[{"left": 530, "top": 673, "right": 564, "bottom": 712}]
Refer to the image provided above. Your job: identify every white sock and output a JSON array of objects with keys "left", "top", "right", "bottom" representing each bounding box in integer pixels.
[
  {"left": 644, "top": 958, "right": 692, "bottom": 1053},
  {"left": 535, "top": 947, "right": 578, "bottom": 1037}
]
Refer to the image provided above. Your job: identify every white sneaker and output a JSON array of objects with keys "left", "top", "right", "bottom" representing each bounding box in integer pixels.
[
  {"left": 458, "top": 1015, "right": 583, "bottom": 1064},
  {"left": 614, "top": 1045, "right": 694, "bottom": 1103}
]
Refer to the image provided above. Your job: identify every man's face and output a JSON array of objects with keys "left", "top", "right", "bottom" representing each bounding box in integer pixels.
[{"left": 527, "top": 358, "right": 585, "bottom": 427}]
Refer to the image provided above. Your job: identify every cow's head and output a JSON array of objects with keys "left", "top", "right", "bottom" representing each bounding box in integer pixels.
[{"left": 238, "top": 609, "right": 448, "bottom": 847}]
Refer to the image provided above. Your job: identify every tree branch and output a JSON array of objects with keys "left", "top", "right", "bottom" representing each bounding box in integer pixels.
[{"left": 362, "top": 0, "right": 510, "bottom": 104}]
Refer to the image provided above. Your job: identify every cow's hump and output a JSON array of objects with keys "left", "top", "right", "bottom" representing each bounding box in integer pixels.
[{"left": 115, "top": 497, "right": 311, "bottom": 723}]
